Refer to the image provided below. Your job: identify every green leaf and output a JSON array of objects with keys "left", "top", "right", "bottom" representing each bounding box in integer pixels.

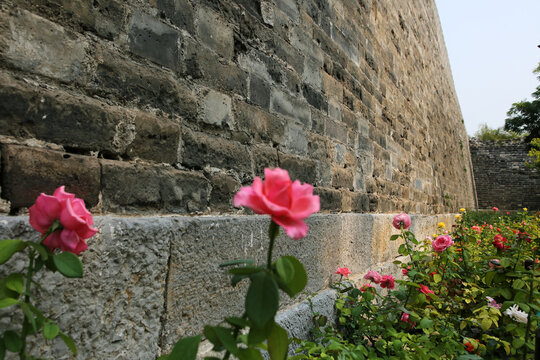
[
  {"left": 0, "top": 239, "right": 26, "bottom": 265},
  {"left": 4, "top": 331, "right": 22, "bottom": 352},
  {"left": 500, "top": 287, "right": 512, "bottom": 300},
  {"left": 247, "top": 319, "right": 274, "bottom": 345},
  {"left": 53, "top": 252, "right": 83, "bottom": 278},
  {"left": 433, "top": 274, "right": 442, "bottom": 284},
  {"left": 274, "top": 256, "right": 307, "bottom": 297},
  {"left": 512, "top": 337, "right": 525, "bottom": 349},
  {"left": 268, "top": 323, "right": 289, "bottom": 360},
  {"left": 390, "top": 234, "right": 400, "bottom": 241},
  {"left": 225, "top": 317, "right": 249, "bottom": 328},
  {"left": 204, "top": 326, "right": 223, "bottom": 350},
  {"left": 398, "top": 244, "right": 408, "bottom": 255},
  {"left": 275, "top": 257, "right": 295, "bottom": 284},
  {"left": 484, "top": 271, "right": 496, "bottom": 286},
  {"left": 229, "top": 266, "right": 264, "bottom": 276},
  {"left": 418, "top": 318, "right": 434, "bottom": 329},
  {"left": 5, "top": 274, "right": 24, "bottom": 294},
  {"left": 59, "top": 332, "right": 77, "bottom": 356},
  {"left": 0, "top": 298, "right": 18, "bottom": 309},
  {"left": 480, "top": 318, "right": 492, "bottom": 331},
  {"left": 512, "top": 279, "right": 525, "bottom": 289},
  {"left": 19, "top": 302, "right": 37, "bottom": 333},
  {"left": 169, "top": 335, "right": 201, "bottom": 360},
  {"left": 43, "top": 322, "right": 60, "bottom": 340},
  {"left": 231, "top": 274, "right": 249, "bottom": 287},
  {"left": 220, "top": 259, "right": 254, "bottom": 267},
  {"left": 246, "top": 272, "right": 279, "bottom": 328},
  {"left": 25, "top": 242, "right": 49, "bottom": 261},
  {"left": 156, "top": 356, "right": 168, "bottom": 360},
  {"left": 238, "top": 348, "right": 264, "bottom": 360},
  {"left": 214, "top": 327, "right": 238, "bottom": 356}
]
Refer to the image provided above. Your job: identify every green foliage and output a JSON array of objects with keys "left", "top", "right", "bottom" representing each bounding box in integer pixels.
[
  {"left": 527, "top": 137, "right": 540, "bottom": 172},
  {"left": 504, "top": 62, "right": 540, "bottom": 142},
  {"left": 474, "top": 123, "right": 523, "bottom": 142},
  {"left": 295, "top": 211, "right": 539, "bottom": 359}
]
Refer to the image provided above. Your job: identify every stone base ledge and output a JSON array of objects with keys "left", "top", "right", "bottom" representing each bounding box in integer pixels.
[{"left": 0, "top": 213, "right": 455, "bottom": 359}]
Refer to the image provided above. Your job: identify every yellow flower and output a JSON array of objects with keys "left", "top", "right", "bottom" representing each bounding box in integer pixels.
[
  {"left": 455, "top": 214, "right": 461, "bottom": 219},
  {"left": 459, "top": 208, "right": 466, "bottom": 212},
  {"left": 438, "top": 222, "right": 445, "bottom": 228},
  {"left": 523, "top": 208, "right": 528, "bottom": 211}
]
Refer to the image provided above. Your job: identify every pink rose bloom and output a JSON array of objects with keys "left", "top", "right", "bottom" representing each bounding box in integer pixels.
[
  {"left": 489, "top": 259, "right": 501, "bottom": 269},
  {"left": 471, "top": 226, "right": 481, "bottom": 233},
  {"left": 29, "top": 186, "right": 97, "bottom": 255},
  {"left": 419, "top": 285, "right": 434, "bottom": 298},
  {"left": 379, "top": 275, "right": 395, "bottom": 289},
  {"left": 401, "top": 313, "right": 411, "bottom": 323},
  {"left": 363, "top": 270, "right": 382, "bottom": 284},
  {"left": 489, "top": 225, "right": 493, "bottom": 230},
  {"left": 431, "top": 235, "right": 454, "bottom": 253},
  {"left": 392, "top": 213, "right": 411, "bottom": 230},
  {"left": 335, "top": 267, "right": 352, "bottom": 277},
  {"left": 402, "top": 266, "right": 411, "bottom": 276},
  {"left": 492, "top": 207, "right": 499, "bottom": 211},
  {"left": 234, "top": 168, "right": 320, "bottom": 239}
]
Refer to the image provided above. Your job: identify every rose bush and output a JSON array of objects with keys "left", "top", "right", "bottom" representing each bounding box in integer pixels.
[{"left": 294, "top": 210, "right": 539, "bottom": 359}]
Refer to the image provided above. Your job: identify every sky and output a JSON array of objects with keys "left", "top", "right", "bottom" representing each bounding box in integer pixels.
[{"left": 434, "top": 0, "right": 540, "bottom": 136}]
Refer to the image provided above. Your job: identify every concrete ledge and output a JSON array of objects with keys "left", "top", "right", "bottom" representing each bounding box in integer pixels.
[{"left": 0, "top": 213, "right": 455, "bottom": 359}]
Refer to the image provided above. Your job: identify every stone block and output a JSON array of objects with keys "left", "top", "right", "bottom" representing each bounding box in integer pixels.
[
  {"left": 281, "top": 123, "right": 308, "bottom": 155},
  {"left": 279, "top": 153, "right": 318, "bottom": 185},
  {"left": 252, "top": 145, "right": 279, "bottom": 177},
  {"left": 155, "top": 0, "right": 195, "bottom": 34},
  {"left": 92, "top": 47, "right": 197, "bottom": 120},
  {"left": 181, "top": 129, "right": 252, "bottom": 178},
  {"left": 0, "top": 73, "right": 135, "bottom": 155},
  {"left": 233, "top": 100, "right": 285, "bottom": 144},
  {"left": 125, "top": 112, "right": 181, "bottom": 164},
  {"left": 313, "top": 187, "right": 342, "bottom": 211},
  {"left": 128, "top": 11, "right": 180, "bottom": 71},
  {"left": 1, "top": 144, "right": 100, "bottom": 210},
  {"left": 326, "top": 119, "right": 348, "bottom": 144},
  {"left": 200, "top": 89, "right": 233, "bottom": 127},
  {"left": 100, "top": 160, "right": 209, "bottom": 213},
  {"left": 0, "top": 216, "right": 171, "bottom": 359},
  {"left": 249, "top": 74, "right": 271, "bottom": 110},
  {"left": 209, "top": 172, "right": 240, "bottom": 211},
  {"left": 197, "top": 7, "right": 234, "bottom": 59},
  {"left": 331, "top": 167, "right": 354, "bottom": 190},
  {"left": 302, "top": 84, "right": 328, "bottom": 112},
  {"left": 270, "top": 89, "right": 311, "bottom": 126},
  {"left": 0, "top": 8, "right": 90, "bottom": 84}
]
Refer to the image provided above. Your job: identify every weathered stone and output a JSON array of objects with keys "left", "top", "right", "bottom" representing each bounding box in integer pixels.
[
  {"left": 270, "top": 88, "right": 311, "bottom": 126},
  {"left": 155, "top": 0, "right": 195, "bottom": 34},
  {"left": 200, "top": 89, "right": 233, "bottom": 127},
  {"left": 252, "top": 145, "right": 279, "bottom": 177},
  {"left": 181, "top": 129, "right": 252, "bottom": 178},
  {"left": 197, "top": 7, "right": 234, "bottom": 59},
  {"left": 279, "top": 153, "right": 318, "bottom": 185},
  {"left": 0, "top": 8, "right": 90, "bottom": 84},
  {"left": 209, "top": 172, "right": 240, "bottom": 211},
  {"left": 1, "top": 144, "right": 100, "bottom": 210},
  {"left": 128, "top": 11, "right": 180, "bottom": 71},
  {"left": 0, "top": 73, "right": 135, "bottom": 155},
  {"left": 249, "top": 74, "right": 271, "bottom": 110},
  {"left": 233, "top": 100, "right": 285, "bottom": 144},
  {"left": 125, "top": 112, "right": 181, "bottom": 164}
]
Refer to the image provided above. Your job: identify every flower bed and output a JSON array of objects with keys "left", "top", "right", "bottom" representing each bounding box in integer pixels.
[{"left": 293, "top": 209, "right": 539, "bottom": 359}]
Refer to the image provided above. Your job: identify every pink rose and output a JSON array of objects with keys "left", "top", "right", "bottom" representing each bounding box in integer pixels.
[
  {"left": 492, "top": 207, "right": 499, "bottom": 211},
  {"left": 379, "top": 275, "right": 395, "bottom": 289},
  {"left": 402, "top": 266, "right": 411, "bottom": 276},
  {"left": 471, "top": 225, "right": 481, "bottom": 233},
  {"left": 360, "top": 284, "right": 375, "bottom": 292},
  {"left": 431, "top": 235, "right": 454, "bottom": 253},
  {"left": 234, "top": 168, "right": 320, "bottom": 239},
  {"left": 392, "top": 213, "right": 411, "bottom": 230},
  {"left": 401, "top": 313, "right": 410, "bottom": 323},
  {"left": 29, "top": 186, "right": 97, "bottom": 255},
  {"left": 363, "top": 270, "right": 382, "bottom": 284},
  {"left": 335, "top": 267, "right": 352, "bottom": 277}
]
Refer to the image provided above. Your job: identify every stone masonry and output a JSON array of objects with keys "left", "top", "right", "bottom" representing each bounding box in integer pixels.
[
  {"left": 469, "top": 138, "right": 540, "bottom": 210},
  {"left": 0, "top": 0, "right": 474, "bottom": 358}
]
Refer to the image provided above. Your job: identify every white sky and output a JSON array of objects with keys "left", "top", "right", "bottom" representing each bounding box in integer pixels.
[{"left": 434, "top": 0, "right": 540, "bottom": 136}]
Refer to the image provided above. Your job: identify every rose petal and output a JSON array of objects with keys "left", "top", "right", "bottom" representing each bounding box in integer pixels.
[
  {"left": 53, "top": 186, "right": 75, "bottom": 201},
  {"left": 29, "top": 194, "right": 61, "bottom": 233},
  {"left": 272, "top": 216, "right": 308, "bottom": 239},
  {"left": 42, "top": 231, "right": 62, "bottom": 251},
  {"left": 59, "top": 229, "right": 80, "bottom": 253}
]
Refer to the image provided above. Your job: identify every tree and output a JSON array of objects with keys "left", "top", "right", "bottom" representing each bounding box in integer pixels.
[{"left": 504, "top": 62, "right": 540, "bottom": 142}]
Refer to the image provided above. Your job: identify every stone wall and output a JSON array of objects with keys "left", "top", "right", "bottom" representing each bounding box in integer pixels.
[
  {"left": 0, "top": 0, "right": 474, "bottom": 358},
  {"left": 0, "top": 0, "right": 474, "bottom": 215},
  {"left": 469, "top": 138, "right": 540, "bottom": 210}
]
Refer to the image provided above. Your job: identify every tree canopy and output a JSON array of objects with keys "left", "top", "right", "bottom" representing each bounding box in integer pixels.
[{"left": 504, "top": 63, "right": 540, "bottom": 142}]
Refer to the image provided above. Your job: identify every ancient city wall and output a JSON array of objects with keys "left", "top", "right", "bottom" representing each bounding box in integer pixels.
[
  {"left": 0, "top": 0, "right": 474, "bottom": 358},
  {"left": 470, "top": 138, "right": 540, "bottom": 211}
]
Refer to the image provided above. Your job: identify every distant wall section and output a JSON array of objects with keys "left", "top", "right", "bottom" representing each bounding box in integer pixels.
[{"left": 470, "top": 138, "right": 540, "bottom": 210}]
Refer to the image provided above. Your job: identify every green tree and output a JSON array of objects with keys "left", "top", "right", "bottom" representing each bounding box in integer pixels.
[{"left": 504, "top": 62, "right": 540, "bottom": 142}]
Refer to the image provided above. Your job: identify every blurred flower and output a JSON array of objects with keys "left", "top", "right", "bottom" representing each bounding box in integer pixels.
[
  {"left": 523, "top": 208, "right": 528, "bottom": 211},
  {"left": 359, "top": 284, "right": 375, "bottom": 292},
  {"left": 455, "top": 214, "right": 461, "bottom": 219},
  {"left": 459, "top": 208, "right": 466, "bottom": 212},
  {"left": 504, "top": 304, "right": 528, "bottom": 323},
  {"left": 492, "top": 207, "right": 499, "bottom": 211},
  {"left": 379, "top": 275, "right": 395, "bottom": 290},
  {"left": 392, "top": 213, "right": 411, "bottom": 230},
  {"left": 471, "top": 225, "right": 481, "bottom": 233},
  {"left": 402, "top": 266, "right": 411, "bottom": 276},
  {"left": 431, "top": 235, "right": 454, "bottom": 253},
  {"left": 464, "top": 342, "right": 474, "bottom": 353},
  {"left": 364, "top": 270, "right": 382, "bottom": 284},
  {"left": 335, "top": 267, "right": 352, "bottom": 277},
  {"left": 437, "top": 222, "right": 445, "bottom": 228},
  {"left": 486, "top": 296, "right": 501, "bottom": 309},
  {"left": 419, "top": 285, "right": 434, "bottom": 298}
]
